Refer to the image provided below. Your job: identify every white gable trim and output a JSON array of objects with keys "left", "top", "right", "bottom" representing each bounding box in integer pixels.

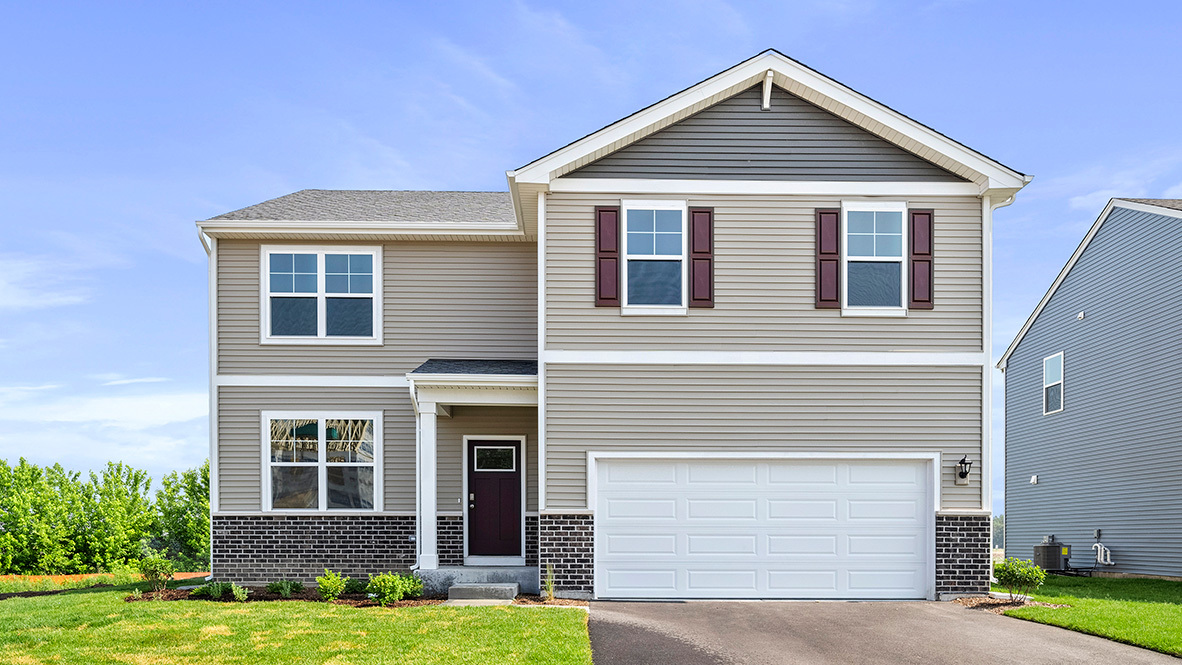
[
  {"left": 550, "top": 178, "right": 982, "bottom": 197},
  {"left": 510, "top": 50, "right": 1028, "bottom": 192},
  {"left": 997, "top": 199, "right": 1182, "bottom": 369}
]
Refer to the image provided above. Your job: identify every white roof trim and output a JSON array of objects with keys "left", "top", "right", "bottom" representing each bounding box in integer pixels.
[
  {"left": 196, "top": 219, "right": 524, "bottom": 238},
  {"left": 509, "top": 50, "right": 1028, "bottom": 191},
  {"left": 405, "top": 373, "right": 538, "bottom": 388},
  {"left": 996, "top": 199, "right": 1182, "bottom": 369}
]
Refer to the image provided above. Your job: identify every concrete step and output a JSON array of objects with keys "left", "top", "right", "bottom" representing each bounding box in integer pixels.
[{"left": 448, "top": 583, "right": 519, "bottom": 600}]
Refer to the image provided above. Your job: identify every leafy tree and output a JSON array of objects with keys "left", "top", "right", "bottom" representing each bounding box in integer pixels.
[
  {"left": 80, "top": 462, "right": 155, "bottom": 571},
  {"left": 151, "top": 461, "right": 210, "bottom": 570}
]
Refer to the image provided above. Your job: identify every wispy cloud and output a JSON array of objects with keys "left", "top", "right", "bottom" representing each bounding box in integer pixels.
[
  {"left": 102, "top": 377, "right": 172, "bottom": 386},
  {"left": 0, "top": 255, "right": 89, "bottom": 310}
]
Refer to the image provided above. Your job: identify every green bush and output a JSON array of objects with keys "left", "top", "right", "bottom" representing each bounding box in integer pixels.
[
  {"left": 400, "top": 572, "right": 424, "bottom": 599},
  {"left": 265, "top": 579, "right": 304, "bottom": 598},
  {"left": 316, "top": 570, "right": 348, "bottom": 601},
  {"left": 994, "top": 557, "right": 1047, "bottom": 600},
  {"left": 365, "top": 572, "right": 424, "bottom": 606},
  {"left": 190, "top": 581, "right": 232, "bottom": 599},
  {"left": 230, "top": 582, "right": 250, "bottom": 602},
  {"left": 343, "top": 576, "right": 367, "bottom": 594},
  {"left": 139, "top": 552, "right": 175, "bottom": 592}
]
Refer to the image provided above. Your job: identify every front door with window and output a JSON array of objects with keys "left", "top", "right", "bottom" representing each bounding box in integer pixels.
[{"left": 467, "top": 441, "right": 522, "bottom": 557}]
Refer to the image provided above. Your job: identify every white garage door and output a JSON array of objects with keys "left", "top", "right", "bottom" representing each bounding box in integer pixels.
[{"left": 594, "top": 458, "right": 933, "bottom": 599}]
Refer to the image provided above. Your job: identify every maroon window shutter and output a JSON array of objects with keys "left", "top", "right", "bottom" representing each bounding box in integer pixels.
[
  {"left": 815, "top": 209, "right": 840, "bottom": 309},
  {"left": 909, "top": 209, "right": 934, "bottom": 310},
  {"left": 688, "top": 207, "right": 714, "bottom": 308},
  {"left": 595, "top": 206, "right": 620, "bottom": 307}
]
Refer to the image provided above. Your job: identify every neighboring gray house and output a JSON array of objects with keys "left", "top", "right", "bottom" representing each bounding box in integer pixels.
[
  {"left": 196, "top": 50, "right": 1030, "bottom": 600},
  {"left": 998, "top": 198, "right": 1182, "bottom": 579}
]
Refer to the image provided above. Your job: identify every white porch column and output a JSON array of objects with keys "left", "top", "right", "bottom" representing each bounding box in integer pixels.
[{"left": 417, "top": 403, "right": 439, "bottom": 569}]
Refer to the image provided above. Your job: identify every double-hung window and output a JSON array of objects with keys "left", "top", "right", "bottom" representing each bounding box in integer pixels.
[
  {"left": 841, "top": 202, "right": 907, "bottom": 314},
  {"left": 622, "top": 200, "right": 687, "bottom": 311},
  {"left": 264, "top": 412, "right": 381, "bottom": 511},
  {"left": 262, "top": 246, "right": 381, "bottom": 343},
  {"left": 1043, "top": 353, "right": 1063, "bottom": 414}
]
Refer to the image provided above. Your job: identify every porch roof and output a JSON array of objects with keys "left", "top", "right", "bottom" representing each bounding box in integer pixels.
[{"left": 410, "top": 359, "right": 537, "bottom": 376}]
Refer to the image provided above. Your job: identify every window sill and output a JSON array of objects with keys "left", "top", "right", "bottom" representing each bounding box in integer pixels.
[
  {"left": 260, "top": 336, "right": 383, "bottom": 346},
  {"left": 620, "top": 307, "right": 688, "bottom": 316},
  {"left": 840, "top": 308, "right": 908, "bottom": 318}
]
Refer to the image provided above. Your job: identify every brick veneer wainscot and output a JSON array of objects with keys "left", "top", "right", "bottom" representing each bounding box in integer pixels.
[
  {"left": 211, "top": 515, "right": 416, "bottom": 584},
  {"left": 437, "top": 515, "right": 464, "bottom": 567},
  {"left": 538, "top": 514, "right": 594, "bottom": 598},
  {"left": 935, "top": 514, "right": 991, "bottom": 596}
]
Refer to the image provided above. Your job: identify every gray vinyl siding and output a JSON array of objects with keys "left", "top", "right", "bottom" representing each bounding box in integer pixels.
[
  {"left": 545, "top": 192, "right": 982, "bottom": 352},
  {"left": 436, "top": 406, "right": 538, "bottom": 513},
  {"left": 545, "top": 364, "right": 983, "bottom": 511},
  {"left": 216, "top": 386, "right": 415, "bottom": 513},
  {"left": 567, "top": 86, "right": 965, "bottom": 182},
  {"left": 217, "top": 240, "right": 536, "bottom": 375},
  {"left": 1005, "top": 205, "right": 1182, "bottom": 577}
]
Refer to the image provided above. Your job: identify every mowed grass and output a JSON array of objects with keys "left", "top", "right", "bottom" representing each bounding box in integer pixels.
[
  {"left": 1001, "top": 575, "right": 1182, "bottom": 656},
  {"left": 0, "top": 585, "right": 592, "bottom": 665}
]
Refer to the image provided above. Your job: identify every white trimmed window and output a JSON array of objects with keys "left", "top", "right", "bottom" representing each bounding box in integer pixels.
[
  {"left": 841, "top": 202, "right": 907, "bottom": 315},
  {"left": 621, "top": 200, "right": 687, "bottom": 311},
  {"left": 1043, "top": 353, "right": 1063, "bottom": 414},
  {"left": 263, "top": 412, "right": 381, "bottom": 511},
  {"left": 261, "top": 246, "right": 382, "bottom": 344}
]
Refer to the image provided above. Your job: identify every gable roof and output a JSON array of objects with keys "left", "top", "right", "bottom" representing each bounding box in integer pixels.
[
  {"left": 508, "top": 49, "right": 1029, "bottom": 193},
  {"left": 212, "top": 189, "right": 515, "bottom": 224},
  {"left": 997, "top": 198, "right": 1182, "bottom": 369}
]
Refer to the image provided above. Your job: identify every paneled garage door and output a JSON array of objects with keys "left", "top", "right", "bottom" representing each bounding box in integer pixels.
[{"left": 594, "top": 458, "right": 933, "bottom": 599}]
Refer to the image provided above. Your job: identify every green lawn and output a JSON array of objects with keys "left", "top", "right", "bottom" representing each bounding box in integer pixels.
[
  {"left": 999, "top": 575, "right": 1182, "bottom": 657},
  {"left": 0, "top": 584, "right": 592, "bottom": 664}
]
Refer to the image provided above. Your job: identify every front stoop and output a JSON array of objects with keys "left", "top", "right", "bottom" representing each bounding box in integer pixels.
[
  {"left": 419, "top": 566, "right": 539, "bottom": 595},
  {"left": 448, "top": 583, "right": 519, "bottom": 600}
]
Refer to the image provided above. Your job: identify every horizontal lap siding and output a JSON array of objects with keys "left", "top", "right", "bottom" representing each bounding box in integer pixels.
[
  {"left": 546, "top": 193, "right": 982, "bottom": 351},
  {"left": 217, "top": 387, "right": 415, "bottom": 512},
  {"left": 436, "top": 406, "right": 539, "bottom": 513},
  {"left": 218, "top": 241, "right": 537, "bottom": 375},
  {"left": 1005, "top": 206, "right": 1182, "bottom": 576},
  {"left": 545, "top": 364, "right": 982, "bottom": 511}
]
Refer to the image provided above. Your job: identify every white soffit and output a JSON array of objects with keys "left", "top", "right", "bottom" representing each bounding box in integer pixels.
[{"left": 508, "top": 50, "right": 1029, "bottom": 192}]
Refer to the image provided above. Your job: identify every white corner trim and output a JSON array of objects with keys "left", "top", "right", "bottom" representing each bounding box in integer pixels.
[
  {"left": 541, "top": 350, "right": 988, "bottom": 366},
  {"left": 549, "top": 178, "right": 983, "bottom": 197},
  {"left": 216, "top": 375, "right": 410, "bottom": 388},
  {"left": 537, "top": 190, "right": 548, "bottom": 513},
  {"left": 208, "top": 236, "right": 219, "bottom": 514}
]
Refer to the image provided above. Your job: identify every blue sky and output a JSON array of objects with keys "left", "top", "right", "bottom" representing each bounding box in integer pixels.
[{"left": 2, "top": 1, "right": 1181, "bottom": 512}]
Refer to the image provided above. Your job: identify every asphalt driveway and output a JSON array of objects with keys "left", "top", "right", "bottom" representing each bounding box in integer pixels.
[{"left": 589, "top": 600, "right": 1177, "bottom": 665}]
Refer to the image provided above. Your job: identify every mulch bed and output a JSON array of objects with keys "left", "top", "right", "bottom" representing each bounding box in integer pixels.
[
  {"left": 954, "top": 596, "right": 1070, "bottom": 615},
  {"left": 513, "top": 594, "right": 588, "bottom": 607},
  {"left": 127, "top": 587, "right": 447, "bottom": 608}
]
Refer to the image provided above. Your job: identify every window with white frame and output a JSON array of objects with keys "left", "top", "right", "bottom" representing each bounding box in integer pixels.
[
  {"left": 842, "top": 203, "right": 907, "bottom": 312},
  {"left": 263, "top": 246, "right": 381, "bottom": 342},
  {"left": 622, "top": 201, "right": 687, "bottom": 308},
  {"left": 265, "top": 414, "right": 380, "bottom": 510},
  {"left": 1043, "top": 353, "right": 1063, "bottom": 414}
]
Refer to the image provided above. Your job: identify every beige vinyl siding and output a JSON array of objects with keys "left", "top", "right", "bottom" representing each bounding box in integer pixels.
[
  {"left": 216, "top": 386, "right": 415, "bottom": 512},
  {"left": 545, "top": 192, "right": 982, "bottom": 352},
  {"left": 436, "top": 406, "right": 538, "bottom": 513},
  {"left": 544, "top": 364, "right": 983, "bottom": 511},
  {"left": 218, "top": 240, "right": 537, "bottom": 375}
]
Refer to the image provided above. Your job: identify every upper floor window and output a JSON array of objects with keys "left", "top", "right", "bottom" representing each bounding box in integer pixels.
[
  {"left": 1043, "top": 352, "right": 1063, "bottom": 414},
  {"left": 622, "top": 201, "right": 687, "bottom": 311},
  {"left": 261, "top": 246, "right": 382, "bottom": 344},
  {"left": 264, "top": 412, "right": 381, "bottom": 511},
  {"left": 841, "top": 202, "right": 907, "bottom": 315}
]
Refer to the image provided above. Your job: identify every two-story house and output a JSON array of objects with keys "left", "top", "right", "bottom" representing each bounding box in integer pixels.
[{"left": 197, "top": 50, "right": 1029, "bottom": 600}]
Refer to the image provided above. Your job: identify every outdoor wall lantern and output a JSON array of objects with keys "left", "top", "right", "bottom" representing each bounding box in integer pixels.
[{"left": 955, "top": 455, "right": 972, "bottom": 485}]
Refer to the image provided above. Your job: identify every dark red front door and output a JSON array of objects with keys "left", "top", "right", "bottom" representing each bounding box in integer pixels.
[{"left": 467, "top": 440, "right": 522, "bottom": 556}]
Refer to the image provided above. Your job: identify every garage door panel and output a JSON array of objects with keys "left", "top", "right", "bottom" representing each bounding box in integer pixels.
[
  {"left": 686, "top": 534, "right": 758, "bottom": 555},
  {"left": 687, "top": 569, "right": 758, "bottom": 591},
  {"left": 767, "top": 499, "right": 838, "bottom": 520},
  {"left": 606, "top": 461, "right": 677, "bottom": 484},
  {"left": 847, "top": 499, "right": 924, "bottom": 521},
  {"left": 604, "top": 498, "right": 676, "bottom": 519},
  {"left": 847, "top": 462, "right": 922, "bottom": 485},
  {"left": 687, "top": 462, "right": 758, "bottom": 484},
  {"left": 847, "top": 533, "right": 923, "bottom": 556},
  {"left": 767, "top": 570, "right": 839, "bottom": 592},
  {"left": 604, "top": 534, "right": 677, "bottom": 555},
  {"left": 768, "top": 462, "right": 838, "bottom": 486},
  {"left": 686, "top": 498, "right": 757, "bottom": 520},
  {"left": 767, "top": 535, "right": 837, "bottom": 555}
]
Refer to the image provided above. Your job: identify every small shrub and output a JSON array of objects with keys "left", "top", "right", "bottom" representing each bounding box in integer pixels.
[
  {"left": 190, "top": 581, "right": 232, "bottom": 599},
  {"left": 265, "top": 579, "right": 305, "bottom": 598},
  {"left": 128, "top": 588, "right": 143, "bottom": 600},
  {"left": 400, "top": 572, "right": 424, "bottom": 599},
  {"left": 343, "top": 576, "right": 367, "bottom": 595},
  {"left": 544, "top": 563, "right": 556, "bottom": 602},
  {"left": 139, "top": 553, "right": 176, "bottom": 593},
  {"left": 230, "top": 582, "right": 250, "bottom": 602},
  {"left": 366, "top": 572, "right": 404, "bottom": 606},
  {"left": 994, "top": 557, "right": 1047, "bottom": 600},
  {"left": 317, "top": 570, "right": 348, "bottom": 601}
]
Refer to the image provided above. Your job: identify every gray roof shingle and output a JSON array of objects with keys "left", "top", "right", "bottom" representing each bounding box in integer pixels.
[
  {"left": 1120, "top": 198, "right": 1182, "bottom": 212},
  {"left": 211, "top": 189, "right": 515, "bottom": 224},
  {"left": 410, "top": 359, "right": 538, "bottom": 375}
]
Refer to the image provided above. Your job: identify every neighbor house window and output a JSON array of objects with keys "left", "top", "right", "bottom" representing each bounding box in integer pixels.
[
  {"left": 265, "top": 413, "right": 381, "bottom": 511},
  {"left": 842, "top": 202, "right": 907, "bottom": 313},
  {"left": 622, "top": 201, "right": 687, "bottom": 309},
  {"left": 1043, "top": 353, "right": 1064, "bottom": 414},
  {"left": 262, "top": 246, "right": 381, "bottom": 343}
]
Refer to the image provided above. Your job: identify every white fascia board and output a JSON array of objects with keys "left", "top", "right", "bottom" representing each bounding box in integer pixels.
[
  {"left": 543, "top": 350, "right": 987, "bottom": 366},
  {"left": 196, "top": 219, "right": 523, "bottom": 238},
  {"left": 406, "top": 373, "right": 539, "bottom": 388},
  {"left": 997, "top": 198, "right": 1182, "bottom": 369},
  {"left": 550, "top": 178, "right": 983, "bottom": 197},
  {"left": 510, "top": 51, "right": 1027, "bottom": 190}
]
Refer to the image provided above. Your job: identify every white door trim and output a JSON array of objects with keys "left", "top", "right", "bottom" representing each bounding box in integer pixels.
[{"left": 462, "top": 435, "right": 528, "bottom": 565}]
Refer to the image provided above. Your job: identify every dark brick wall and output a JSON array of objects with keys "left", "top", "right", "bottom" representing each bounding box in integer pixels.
[
  {"left": 936, "top": 514, "right": 991, "bottom": 596},
  {"left": 212, "top": 514, "right": 416, "bottom": 584},
  {"left": 539, "top": 514, "right": 594, "bottom": 597},
  {"left": 438, "top": 515, "right": 463, "bottom": 567},
  {"left": 526, "top": 515, "right": 539, "bottom": 567}
]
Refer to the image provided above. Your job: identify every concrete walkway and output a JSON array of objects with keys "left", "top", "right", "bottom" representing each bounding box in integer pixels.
[{"left": 589, "top": 600, "right": 1177, "bottom": 665}]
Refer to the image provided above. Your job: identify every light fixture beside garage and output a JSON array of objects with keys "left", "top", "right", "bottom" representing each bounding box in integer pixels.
[{"left": 955, "top": 456, "right": 972, "bottom": 485}]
